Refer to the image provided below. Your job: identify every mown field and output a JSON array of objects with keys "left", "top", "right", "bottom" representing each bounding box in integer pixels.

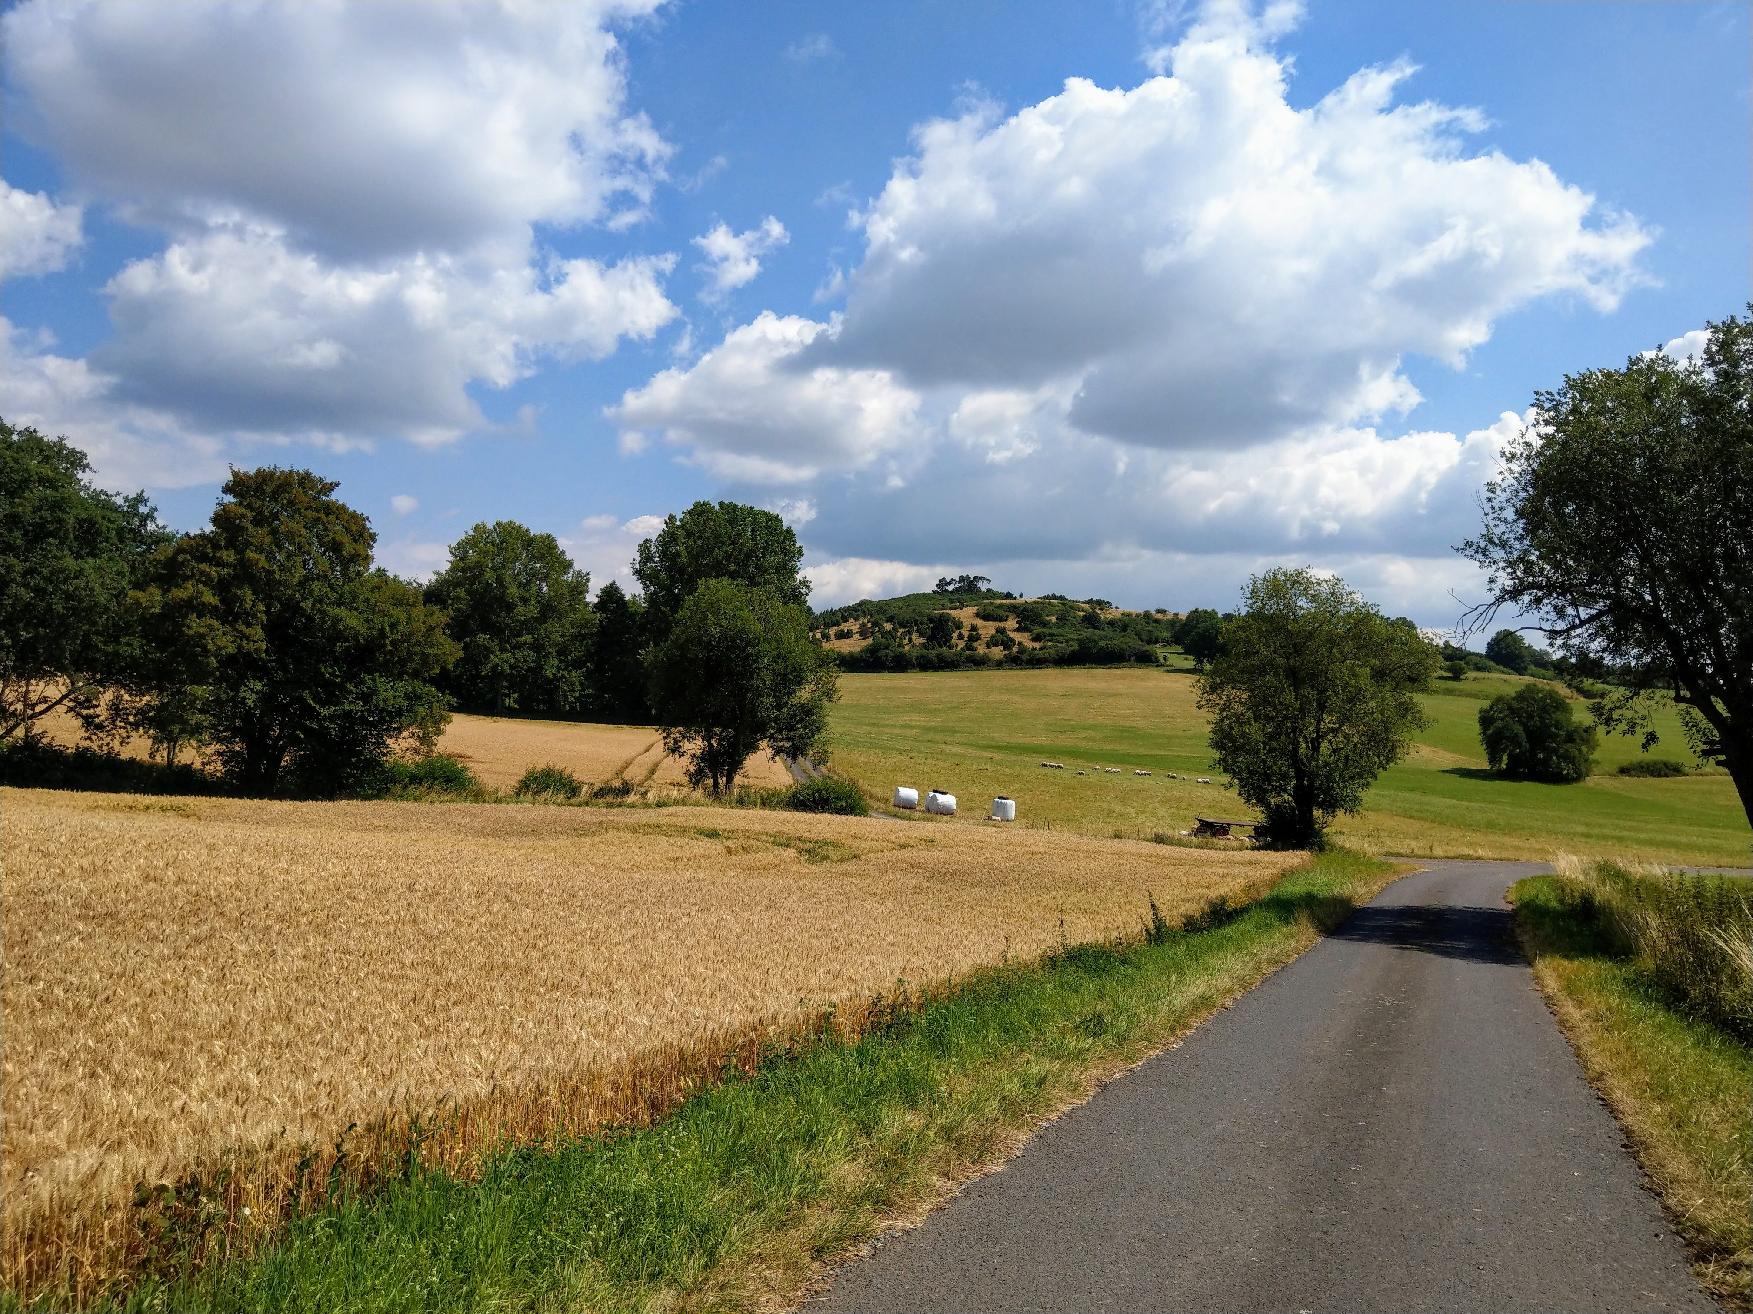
[
  {"left": 1, "top": 787, "right": 1293, "bottom": 1300},
  {"left": 827, "top": 668, "right": 1752, "bottom": 866}
]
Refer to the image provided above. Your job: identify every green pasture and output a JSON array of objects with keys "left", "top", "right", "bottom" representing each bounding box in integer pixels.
[{"left": 827, "top": 667, "right": 1751, "bottom": 866}]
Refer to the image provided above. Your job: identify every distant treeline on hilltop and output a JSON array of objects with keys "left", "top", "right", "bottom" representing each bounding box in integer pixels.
[{"left": 812, "top": 582, "right": 1198, "bottom": 671}]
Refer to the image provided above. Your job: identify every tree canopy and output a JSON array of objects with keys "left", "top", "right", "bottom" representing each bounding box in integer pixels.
[
  {"left": 425, "top": 520, "right": 594, "bottom": 716},
  {"left": 924, "top": 611, "right": 958, "bottom": 648},
  {"left": 647, "top": 579, "right": 837, "bottom": 795},
  {"left": 934, "top": 574, "right": 991, "bottom": 594},
  {"left": 1462, "top": 306, "right": 1753, "bottom": 831},
  {"left": 589, "top": 580, "right": 649, "bottom": 722},
  {"left": 1478, "top": 684, "right": 1596, "bottom": 783},
  {"left": 1199, "top": 568, "right": 1439, "bottom": 847},
  {"left": 0, "top": 420, "right": 166, "bottom": 741},
  {"left": 1484, "top": 629, "right": 1542, "bottom": 675},
  {"left": 1176, "top": 608, "right": 1223, "bottom": 671},
  {"left": 633, "top": 501, "right": 808, "bottom": 637},
  {"left": 136, "top": 468, "right": 456, "bottom": 794}
]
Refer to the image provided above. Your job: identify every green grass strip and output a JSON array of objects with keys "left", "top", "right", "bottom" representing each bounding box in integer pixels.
[
  {"left": 70, "top": 851, "right": 1392, "bottom": 1314},
  {"left": 1513, "top": 875, "right": 1753, "bottom": 1309}
]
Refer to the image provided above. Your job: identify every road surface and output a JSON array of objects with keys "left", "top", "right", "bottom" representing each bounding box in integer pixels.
[{"left": 810, "top": 860, "right": 1711, "bottom": 1313}]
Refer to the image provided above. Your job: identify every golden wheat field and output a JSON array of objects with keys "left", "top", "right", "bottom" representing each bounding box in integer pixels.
[
  {"left": 437, "top": 711, "right": 795, "bottom": 791},
  {"left": 32, "top": 705, "right": 795, "bottom": 794},
  {"left": 1, "top": 786, "right": 1293, "bottom": 1295}
]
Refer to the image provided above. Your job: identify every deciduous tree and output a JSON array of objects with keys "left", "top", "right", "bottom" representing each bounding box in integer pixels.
[
  {"left": 1478, "top": 685, "right": 1596, "bottom": 782},
  {"left": 647, "top": 579, "right": 836, "bottom": 795},
  {"left": 1199, "top": 568, "right": 1439, "bottom": 847},
  {"left": 633, "top": 501, "right": 808, "bottom": 638},
  {"left": 1484, "top": 628, "right": 1541, "bottom": 675},
  {"left": 0, "top": 420, "right": 166, "bottom": 741},
  {"left": 426, "top": 521, "right": 594, "bottom": 716},
  {"left": 136, "top": 468, "right": 456, "bottom": 794},
  {"left": 1462, "top": 306, "right": 1753, "bottom": 832},
  {"left": 589, "top": 580, "right": 649, "bottom": 721},
  {"left": 1176, "top": 607, "right": 1223, "bottom": 671}
]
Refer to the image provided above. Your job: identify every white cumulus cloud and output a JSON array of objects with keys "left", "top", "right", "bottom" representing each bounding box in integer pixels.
[
  {"left": 0, "top": 0, "right": 682, "bottom": 483},
  {"left": 0, "top": 181, "right": 83, "bottom": 280},
  {"left": 606, "top": 312, "right": 922, "bottom": 483},
  {"left": 810, "top": 18, "right": 1647, "bottom": 450},
  {"left": 1, "top": 0, "right": 670, "bottom": 258},
  {"left": 617, "top": 0, "right": 1644, "bottom": 621},
  {"left": 96, "top": 227, "right": 676, "bottom": 446},
  {"left": 0, "top": 316, "right": 227, "bottom": 490},
  {"left": 693, "top": 216, "right": 789, "bottom": 302},
  {"left": 1658, "top": 328, "right": 1710, "bottom": 366}
]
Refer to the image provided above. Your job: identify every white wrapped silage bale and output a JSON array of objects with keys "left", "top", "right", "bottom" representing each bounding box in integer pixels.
[
  {"left": 991, "top": 796, "right": 1016, "bottom": 822},
  {"left": 892, "top": 786, "right": 919, "bottom": 809},
  {"left": 924, "top": 789, "right": 957, "bottom": 816}
]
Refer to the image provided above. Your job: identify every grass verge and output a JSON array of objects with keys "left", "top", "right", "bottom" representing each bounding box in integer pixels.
[
  {"left": 50, "top": 850, "right": 1396, "bottom": 1314},
  {"left": 1512, "top": 874, "right": 1753, "bottom": 1308}
]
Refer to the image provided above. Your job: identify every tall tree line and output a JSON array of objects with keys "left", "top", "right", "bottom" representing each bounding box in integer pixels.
[{"left": 2, "top": 421, "right": 833, "bottom": 798}]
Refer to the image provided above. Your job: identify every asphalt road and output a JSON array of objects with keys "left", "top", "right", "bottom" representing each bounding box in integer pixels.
[{"left": 810, "top": 860, "right": 1713, "bottom": 1313}]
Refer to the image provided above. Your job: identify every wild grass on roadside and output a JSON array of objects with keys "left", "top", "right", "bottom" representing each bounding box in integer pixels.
[
  {"left": 1514, "top": 871, "right": 1753, "bottom": 1308},
  {"left": 1551, "top": 857, "right": 1753, "bottom": 1041},
  {"left": 68, "top": 850, "right": 1396, "bottom": 1314}
]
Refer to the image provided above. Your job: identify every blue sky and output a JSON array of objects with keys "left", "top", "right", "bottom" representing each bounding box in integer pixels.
[{"left": 2, "top": 0, "right": 1746, "bottom": 625}]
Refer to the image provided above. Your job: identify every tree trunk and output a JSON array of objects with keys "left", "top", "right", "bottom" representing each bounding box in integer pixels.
[
  {"left": 1723, "top": 736, "right": 1753, "bottom": 856},
  {"left": 1293, "top": 776, "right": 1317, "bottom": 849},
  {"left": 260, "top": 745, "right": 286, "bottom": 795},
  {"left": 242, "top": 737, "right": 287, "bottom": 794}
]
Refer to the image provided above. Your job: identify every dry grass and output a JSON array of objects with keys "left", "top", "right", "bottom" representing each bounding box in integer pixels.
[
  {"left": 1514, "top": 871, "right": 1753, "bottom": 1306},
  {"left": 1, "top": 787, "right": 1293, "bottom": 1300}
]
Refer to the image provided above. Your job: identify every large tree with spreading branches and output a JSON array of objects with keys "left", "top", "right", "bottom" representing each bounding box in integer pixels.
[{"left": 1462, "top": 307, "right": 1753, "bottom": 835}]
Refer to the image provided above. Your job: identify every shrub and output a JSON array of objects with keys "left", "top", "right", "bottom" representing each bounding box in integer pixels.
[
  {"left": 1559, "top": 860, "right": 1753, "bottom": 1042},
  {"left": 1478, "top": 684, "right": 1596, "bottom": 782},
  {"left": 1616, "top": 757, "right": 1690, "bottom": 778},
  {"left": 0, "top": 738, "right": 213, "bottom": 795},
  {"left": 1443, "top": 659, "right": 1468, "bottom": 681},
  {"left": 973, "top": 604, "right": 1011, "bottom": 622},
  {"left": 784, "top": 775, "right": 869, "bottom": 815},
  {"left": 514, "top": 764, "right": 584, "bottom": 799},
  {"left": 590, "top": 777, "right": 636, "bottom": 801},
  {"left": 368, "top": 753, "right": 482, "bottom": 799}
]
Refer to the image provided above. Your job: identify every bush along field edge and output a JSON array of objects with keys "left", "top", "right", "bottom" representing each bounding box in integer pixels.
[
  {"left": 21, "top": 851, "right": 1400, "bottom": 1314},
  {"left": 1511, "top": 863, "right": 1753, "bottom": 1309}
]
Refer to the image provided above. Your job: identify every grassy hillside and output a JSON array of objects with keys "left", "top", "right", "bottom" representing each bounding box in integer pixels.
[
  {"left": 827, "top": 667, "right": 1752, "bottom": 866},
  {"left": 815, "top": 591, "right": 1178, "bottom": 669}
]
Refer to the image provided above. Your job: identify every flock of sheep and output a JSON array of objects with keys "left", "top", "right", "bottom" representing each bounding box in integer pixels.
[{"left": 1039, "top": 761, "right": 1212, "bottom": 783}]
